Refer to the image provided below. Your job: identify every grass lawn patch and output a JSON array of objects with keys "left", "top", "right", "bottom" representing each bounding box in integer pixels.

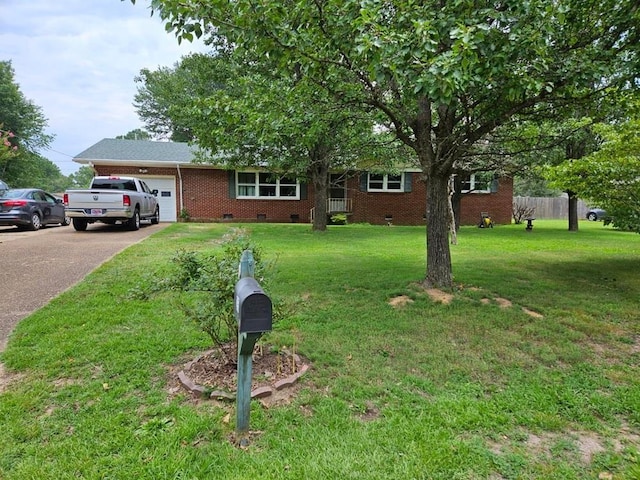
[{"left": 1, "top": 220, "right": 639, "bottom": 479}]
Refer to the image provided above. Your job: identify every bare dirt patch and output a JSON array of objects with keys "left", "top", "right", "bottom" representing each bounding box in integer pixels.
[
  {"left": 522, "top": 307, "right": 544, "bottom": 319},
  {"left": 525, "top": 432, "right": 551, "bottom": 456},
  {"left": 489, "top": 427, "right": 639, "bottom": 467},
  {"left": 494, "top": 297, "right": 513, "bottom": 308},
  {"left": 0, "top": 362, "right": 24, "bottom": 393},
  {"left": 478, "top": 292, "right": 544, "bottom": 318},
  {"left": 413, "top": 284, "right": 546, "bottom": 316},
  {"left": 425, "top": 288, "right": 454, "bottom": 304},
  {"left": 355, "top": 400, "right": 381, "bottom": 422},
  {"left": 576, "top": 432, "right": 606, "bottom": 463},
  {"left": 388, "top": 295, "right": 414, "bottom": 307}
]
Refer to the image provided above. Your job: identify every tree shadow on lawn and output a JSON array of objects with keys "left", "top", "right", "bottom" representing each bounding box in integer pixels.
[{"left": 457, "top": 257, "right": 640, "bottom": 304}]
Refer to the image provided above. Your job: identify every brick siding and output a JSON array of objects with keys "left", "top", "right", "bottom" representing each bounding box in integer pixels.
[{"left": 94, "top": 166, "right": 512, "bottom": 225}]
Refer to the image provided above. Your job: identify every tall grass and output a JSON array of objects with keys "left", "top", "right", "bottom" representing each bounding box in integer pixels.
[{"left": 1, "top": 221, "right": 638, "bottom": 479}]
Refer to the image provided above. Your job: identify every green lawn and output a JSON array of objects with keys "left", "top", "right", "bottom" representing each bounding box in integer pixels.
[{"left": 1, "top": 221, "right": 638, "bottom": 479}]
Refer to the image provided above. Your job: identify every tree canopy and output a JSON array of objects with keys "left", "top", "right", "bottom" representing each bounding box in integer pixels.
[
  {"left": 546, "top": 120, "right": 640, "bottom": 233},
  {"left": 67, "top": 165, "right": 96, "bottom": 189},
  {"left": 116, "top": 129, "right": 152, "bottom": 141},
  {"left": 134, "top": 51, "right": 401, "bottom": 230},
  {"left": 130, "top": 0, "right": 640, "bottom": 287},
  {"left": 0, "top": 60, "right": 69, "bottom": 191},
  {"left": 0, "top": 61, "right": 52, "bottom": 154},
  {"left": 134, "top": 58, "right": 209, "bottom": 142}
]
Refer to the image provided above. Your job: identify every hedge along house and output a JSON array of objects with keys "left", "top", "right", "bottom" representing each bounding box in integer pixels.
[{"left": 73, "top": 138, "right": 513, "bottom": 225}]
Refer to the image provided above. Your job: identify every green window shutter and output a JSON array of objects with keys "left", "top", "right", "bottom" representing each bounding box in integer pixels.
[
  {"left": 359, "top": 173, "right": 368, "bottom": 191},
  {"left": 228, "top": 171, "right": 236, "bottom": 199},
  {"left": 404, "top": 172, "right": 412, "bottom": 192},
  {"left": 300, "top": 182, "right": 308, "bottom": 200}
]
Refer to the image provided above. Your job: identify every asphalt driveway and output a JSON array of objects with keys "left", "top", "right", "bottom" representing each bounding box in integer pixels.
[{"left": 0, "top": 222, "right": 167, "bottom": 351}]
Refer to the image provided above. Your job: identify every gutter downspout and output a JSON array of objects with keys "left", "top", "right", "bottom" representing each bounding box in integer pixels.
[{"left": 177, "top": 164, "right": 184, "bottom": 216}]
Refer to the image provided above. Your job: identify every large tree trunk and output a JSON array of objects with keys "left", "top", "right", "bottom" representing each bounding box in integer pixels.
[
  {"left": 566, "top": 139, "right": 586, "bottom": 232},
  {"left": 567, "top": 190, "right": 579, "bottom": 232},
  {"left": 310, "top": 156, "right": 330, "bottom": 232},
  {"left": 425, "top": 174, "right": 453, "bottom": 288},
  {"left": 411, "top": 99, "right": 455, "bottom": 288}
]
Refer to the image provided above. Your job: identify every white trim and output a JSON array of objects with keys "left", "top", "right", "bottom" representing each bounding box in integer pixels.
[
  {"left": 236, "top": 171, "right": 300, "bottom": 200},
  {"left": 367, "top": 172, "right": 405, "bottom": 192},
  {"left": 460, "top": 173, "right": 492, "bottom": 193},
  {"left": 177, "top": 164, "right": 184, "bottom": 214}
]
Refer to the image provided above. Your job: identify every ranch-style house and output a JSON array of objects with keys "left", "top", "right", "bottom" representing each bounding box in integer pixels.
[{"left": 73, "top": 138, "right": 513, "bottom": 225}]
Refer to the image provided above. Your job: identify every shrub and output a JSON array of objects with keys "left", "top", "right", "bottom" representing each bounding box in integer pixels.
[
  {"left": 148, "top": 228, "right": 278, "bottom": 347},
  {"left": 330, "top": 213, "right": 348, "bottom": 225},
  {"left": 512, "top": 200, "right": 535, "bottom": 224},
  {"left": 178, "top": 208, "right": 190, "bottom": 221}
]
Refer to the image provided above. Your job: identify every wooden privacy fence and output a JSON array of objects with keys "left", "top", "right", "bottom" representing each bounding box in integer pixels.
[{"left": 513, "top": 197, "right": 590, "bottom": 220}]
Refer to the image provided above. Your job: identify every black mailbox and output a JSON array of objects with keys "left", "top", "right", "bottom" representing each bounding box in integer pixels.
[{"left": 234, "top": 277, "right": 272, "bottom": 333}]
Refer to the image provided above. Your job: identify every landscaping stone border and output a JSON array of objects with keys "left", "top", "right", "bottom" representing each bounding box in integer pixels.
[{"left": 177, "top": 351, "right": 310, "bottom": 401}]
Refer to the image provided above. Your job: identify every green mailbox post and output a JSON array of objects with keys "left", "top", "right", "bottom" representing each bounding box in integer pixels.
[{"left": 234, "top": 250, "right": 272, "bottom": 446}]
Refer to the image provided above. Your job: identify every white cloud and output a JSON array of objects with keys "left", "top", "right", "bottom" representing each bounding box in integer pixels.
[{"left": 0, "top": 1, "right": 206, "bottom": 174}]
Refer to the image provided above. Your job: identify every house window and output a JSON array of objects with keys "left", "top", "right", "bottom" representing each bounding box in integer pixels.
[
  {"left": 368, "top": 173, "right": 404, "bottom": 192},
  {"left": 237, "top": 172, "right": 257, "bottom": 197},
  {"left": 460, "top": 172, "right": 493, "bottom": 193},
  {"left": 236, "top": 172, "right": 300, "bottom": 199}
]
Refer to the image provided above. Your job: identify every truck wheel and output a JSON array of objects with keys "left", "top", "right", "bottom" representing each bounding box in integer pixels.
[
  {"left": 151, "top": 206, "right": 160, "bottom": 225},
  {"left": 72, "top": 219, "right": 88, "bottom": 231},
  {"left": 127, "top": 209, "right": 140, "bottom": 231}
]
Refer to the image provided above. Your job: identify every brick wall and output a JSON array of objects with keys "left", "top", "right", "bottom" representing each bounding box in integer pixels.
[
  {"left": 185, "top": 169, "right": 314, "bottom": 223},
  {"left": 348, "top": 174, "right": 427, "bottom": 225},
  {"left": 94, "top": 165, "right": 513, "bottom": 225},
  {"left": 347, "top": 173, "right": 513, "bottom": 226},
  {"left": 459, "top": 176, "right": 514, "bottom": 225}
]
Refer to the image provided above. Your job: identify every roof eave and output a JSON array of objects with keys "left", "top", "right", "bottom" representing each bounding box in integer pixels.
[{"left": 73, "top": 159, "right": 227, "bottom": 169}]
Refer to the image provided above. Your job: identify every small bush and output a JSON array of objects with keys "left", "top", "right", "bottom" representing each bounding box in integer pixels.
[
  {"left": 512, "top": 200, "right": 535, "bottom": 224},
  {"left": 179, "top": 208, "right": 190, "bottom": 221},
  {"left": 141, "top": 228, "right": 278, "bottom": 347},
  {"left": 330, "top": 213, "right": 348, "bottom": 225}
]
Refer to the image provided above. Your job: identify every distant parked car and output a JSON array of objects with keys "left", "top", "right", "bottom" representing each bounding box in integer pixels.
[
  {"left": 0, "top": 179, "right": 8, "bottom": 194},
  {"left": 0, "top": 188, "right": 71, "bottom": 230},
  {"left": 586, "top": 208, "right": 607, "bottom": 221}
]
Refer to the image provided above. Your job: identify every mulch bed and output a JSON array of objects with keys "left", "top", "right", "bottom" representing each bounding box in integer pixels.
[{"left": 174, "top": 342, "right": 309, "bottom": 402}]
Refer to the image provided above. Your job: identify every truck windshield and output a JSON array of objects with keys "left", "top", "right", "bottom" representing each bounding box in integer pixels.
[{"left": 92, "top": 179, "right": 137, "bottom": 191}]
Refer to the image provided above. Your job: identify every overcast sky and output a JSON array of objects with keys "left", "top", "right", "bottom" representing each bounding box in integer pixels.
[{"left": 0, "top": 1, "right": 207, "bottom": 175}]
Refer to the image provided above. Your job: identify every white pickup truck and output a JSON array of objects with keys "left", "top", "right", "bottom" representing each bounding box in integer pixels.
[{"left": 64, "top": 176, "right": 160, "bottom": 231}]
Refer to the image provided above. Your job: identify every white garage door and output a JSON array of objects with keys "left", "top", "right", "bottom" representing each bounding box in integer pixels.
[{"left": 143, "top": 177, "right": 177, "bottom": 222}]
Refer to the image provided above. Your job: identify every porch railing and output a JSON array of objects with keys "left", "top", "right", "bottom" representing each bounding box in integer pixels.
[
  {"left": 328, "top": 198, "right": 352, "bottom": 213},
  {"left": 310, "top": 198, "right": 352, "bottom": 223}
]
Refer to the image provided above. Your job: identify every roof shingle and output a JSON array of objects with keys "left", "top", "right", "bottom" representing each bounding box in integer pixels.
[{"left": 74, "top": 139, "right": 196, "bottom": 164}]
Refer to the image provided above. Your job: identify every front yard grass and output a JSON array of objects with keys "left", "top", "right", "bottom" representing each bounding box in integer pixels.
[{"left": 1, "top": 220, "right": 638, "bottom": 479}]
